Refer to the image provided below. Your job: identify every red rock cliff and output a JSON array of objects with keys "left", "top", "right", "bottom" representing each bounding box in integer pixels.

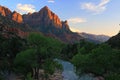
[
  {"left": 0, "top": 5, "right": 12, "bottom": 16},
  {"left": 0, "top": 23, "right": 28, "bottom": 38},
  {"left": 23, "top": 6, "right": 69, "bottom": 30},
  {"left": 0, "top": 6, "right": 23, "bottom": 23},
  {"left": 11, "top": 11, "right": 23, "bottom": 23}
]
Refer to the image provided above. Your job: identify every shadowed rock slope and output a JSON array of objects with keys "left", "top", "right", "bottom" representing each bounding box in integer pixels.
[
  {"left": 23, "top": 6, "right": 83, "bottom": 43},
  {"left": 0, "top": 5, "right": 83, "bottom": 43}
]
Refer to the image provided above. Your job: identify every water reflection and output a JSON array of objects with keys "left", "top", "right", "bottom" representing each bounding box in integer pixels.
[{"left": 55, "top": 59, "right": 95, "bottom": 80}]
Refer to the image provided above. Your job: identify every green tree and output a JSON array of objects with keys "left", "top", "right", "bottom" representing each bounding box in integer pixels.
[
  {"left": 14, "top": 49, "right": 36, "bottom": 75},
  {"left": 0, "top": 34, "right": 26, "bottom": 76},
  {"left": 14, "top": 33, "right": 63, "bottom": 79},
  {"left": 72, "top": 44, "right": 113, "bottom": 75}
]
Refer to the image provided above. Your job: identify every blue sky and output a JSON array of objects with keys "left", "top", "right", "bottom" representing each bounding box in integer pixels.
[{"left": 1, "top": 0, "right": 120, "bottom": 36}]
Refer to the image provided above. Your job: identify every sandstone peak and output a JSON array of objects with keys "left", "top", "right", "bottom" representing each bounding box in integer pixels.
[
  {"left": 12, "top": 11, "right": 17, "bottom": 13},
  {"left": 11, "top": 11, "right": 23, "bottom": 23},
  {"left": 63, "top": 20, "right": 68, "bottom": 24},
  {"left": 62, "top": 20, "right": 70, "bottom": 31},
  {"left": 39, "top": 6, "right": 51, "bottom": 14},
  {"left": 0, "top": 5, "right": 83, "bottom": 43},
  {"left": 41, "top": 6, "right": 49, "bottom": 11},
  {"left": 28, "top": 12, "right": 32, "bottom": 15},
  {"left": 0, "top": 5, "right": 12, "bottom": 16},
  {"left": 23, "top": 6, "right": 71, "bottom": 32},
  {"left": 0, "top": 5, "right": 23, "bottom": 23}
]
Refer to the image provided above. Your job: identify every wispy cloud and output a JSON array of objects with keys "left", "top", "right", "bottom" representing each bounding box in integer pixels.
[
  {"left": 48, "top": 0, "right": 55, "bottom": 3},
  {"left": 68, "top": 18, "right": 87, "bottom": 24},
  {"left": 81, "top": 0, "right": 110, "bottom": 14},
  {"left": 70, "top": 27, "right": 80, "bottom": 32},
  {"left": 16, "top": 3, "right": 36, "bottom": 14}
]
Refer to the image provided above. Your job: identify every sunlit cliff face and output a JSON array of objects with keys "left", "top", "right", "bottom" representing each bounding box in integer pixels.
[
  {"left": 11, "top": 11, "right": 23, "bottom": 23},
  {"left": 0, "top": 6, "right": 23, "bottom": 23}
]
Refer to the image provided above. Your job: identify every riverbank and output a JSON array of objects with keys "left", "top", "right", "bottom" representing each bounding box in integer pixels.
[{"left": 5, "top": 69, "right": 63, "bottom": 80}]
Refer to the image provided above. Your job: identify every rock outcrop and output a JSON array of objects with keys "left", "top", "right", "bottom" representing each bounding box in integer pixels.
[
  {"left": 0, "top": 5, "right": 12, "bottom": 17},
  {"left": 23, "top": 6, "right": 70, "bottom": 31},
  {"left": 0, "top": 5, "right": 83, "bottom": 43},
  {"left": 11, "top": 11, "right": 23, "bottom": 23},
  {"left": 0, "top": 22, "right": 28, "bottom": 38},
  {"left": 0, "top": 6, "right": 23, "bottom": 23},
  {"left": 23, "top": 6, "right": 83, "bottom": 43}
]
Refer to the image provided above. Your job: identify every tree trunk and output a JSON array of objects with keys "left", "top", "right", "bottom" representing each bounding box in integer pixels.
[{"left": 33, "top": 67, "right": 39, "bottom": 80}]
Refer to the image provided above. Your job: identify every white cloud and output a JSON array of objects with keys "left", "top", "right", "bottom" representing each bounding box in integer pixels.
[
  {"left": 81, "top": 0, "right": 110, "bottom": 14},
  {"left": 70, "top": 27, "right": 80, "bottom": 32},
  {"left": 48, "top": 0, "right": 55, "bottom": 3},
  {"left": 16, "top": 3, "right": 36, "bottom": 14},
  {"left": 68, "top": 18, "right": 86, "bottom": 24}
]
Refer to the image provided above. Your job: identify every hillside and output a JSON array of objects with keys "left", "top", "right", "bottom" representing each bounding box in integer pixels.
[
  {"left": 79, "top": 32, "right": 110, "bottom": 43},
  {"left": 107, "top": 32, "right": 120, "bottom": 48},
  {"left": 0, "top": 5, "right": 84, "bottom": 43}
]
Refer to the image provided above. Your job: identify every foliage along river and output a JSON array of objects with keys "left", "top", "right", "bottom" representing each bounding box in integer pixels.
[{"left": 55, "top": 59, "right": 96, "bottom": 80}]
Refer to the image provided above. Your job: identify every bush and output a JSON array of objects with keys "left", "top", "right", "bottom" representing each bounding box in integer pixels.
[
  {"left": 25, "top": 73, "right": 33, "bottom": 80},
  {"left": 72, "top": 44, "right": 120, "bottom": 76},
  {"left": 105, "top": 73, "right": 120, "bottom": 80}
]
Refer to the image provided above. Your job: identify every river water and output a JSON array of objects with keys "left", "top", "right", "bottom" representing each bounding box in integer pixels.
[{"left": 55, "top": 59, "right": 95, "bottom": 80}]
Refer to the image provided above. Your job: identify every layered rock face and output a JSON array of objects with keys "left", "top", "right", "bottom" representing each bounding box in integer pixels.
[
  {"left": 0, "top": 5, "right": 11, "bottom": 17},
  {"left": 0, "top": 5, "right": 83, "bottom": 43},
  {"left": 23, "top": 6, "right": 70, "bottom": 32},
  {"left": 0, "top": 23, "right": 28, "bottom": 38},
  {"left": 0, "top": 6, "right": 23, "bottom": 23},
  {"left": 11, "top": 11, "right": 23, "bottom": 23},
  {"left": 23, "top": 6, "right": 83, "bottom": 43}
]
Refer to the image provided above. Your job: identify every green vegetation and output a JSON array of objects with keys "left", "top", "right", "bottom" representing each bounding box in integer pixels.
[
  {"left": 14, "top": 33, "right": 64, "bottom": 79},
  {"left": 0, "top": 34, "right": 26, "bottom": 75},
  {"left": 61, "top": 40, "right": 96, "bottom": 60},
  {"left": 0, "top": 14, "right": 30, "bottom": 31},
  {"left": 71, "top": 42, "right": 120, "bottom": 79},
  {"left": 107, "top": 33, "right": 120, "bottom": 49},
  {"left": 0, "top": 33, "right": 64, "bottom": 79},
  {"left": 0, "top": 31, "right": 120, "bottom": 80}
]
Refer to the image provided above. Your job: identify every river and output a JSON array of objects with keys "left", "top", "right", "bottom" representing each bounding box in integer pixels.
[{"left": 55, "top": 59, "right": 95, "bottom": 80}]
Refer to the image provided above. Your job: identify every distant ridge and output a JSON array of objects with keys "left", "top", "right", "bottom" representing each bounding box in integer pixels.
[{"left": 79, "top": 32, "right": 110, "bottom": 43}]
